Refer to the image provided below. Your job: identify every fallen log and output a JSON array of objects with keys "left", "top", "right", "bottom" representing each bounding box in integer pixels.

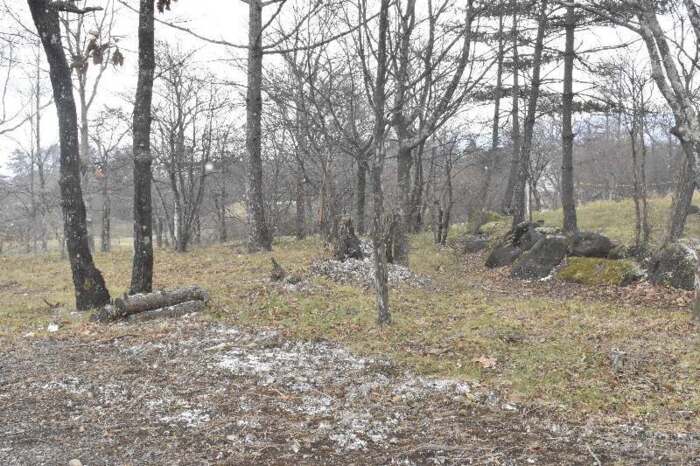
[
  {"left": 114, "top": 285, "right": 209, "bottom": 316},
  {"left": 127, "top": 300, "right": 205, "bottom": 322},
  {"left": 91, "top": 286, "right": 209, "bottom": 323}
]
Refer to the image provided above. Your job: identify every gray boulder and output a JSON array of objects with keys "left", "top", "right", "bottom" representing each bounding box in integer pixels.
[
  {"left": 647, "top": 242, "right": 697, "bottom": 290},
  {"left": 511, "top": 235, "right": 568, "bottom": 280},
  {"left": 512, "top": 221, "right": 544, "bottom": 251},
  {"left": 456, "top": 234, "right": 490, "bottom": 254},
  {"left": 485, "top": 244, "right": 523, "bottom": 268},
  {"left": 569, "top": 231, "right": 615, "bottom": 258}
]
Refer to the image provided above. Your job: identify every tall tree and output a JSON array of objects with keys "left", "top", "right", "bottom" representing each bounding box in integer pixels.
[
  {"left": 561, "top": 3, "right": 578, "bottom": 233},
  {"left": 244, "top": 0, "right": 273, "bottom": 251},
  {"left": 27, "top": 0, "right": 110, "bottom": 310},
  {"left": 512, "top": 0, "right": 548, "bottom": 228},
  {"left": 502, "top": 0, "right": 522, "bottom": 214},
  {"left": 130, "top": 0, "right": 156, "bottom": 294},
  {"left": 389, "top": 0, "right": 477, "bottom": 264}
]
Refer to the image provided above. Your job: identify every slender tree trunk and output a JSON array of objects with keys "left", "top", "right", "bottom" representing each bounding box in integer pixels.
[
  {"left": 371, "top": 0, "right": 391, "bottom": 326},
  {"left": 35, "top": 52, "right": 48, "bottom": 252},
  {"left": 101, "top": 174, "right": 111, "bottom": 252},
  {"left": 246, "top": 0, "right": 272, "bottom": 252},
  {"left": 156, "top": 215, "right": 164, "bottom": 249},
  {"left": 409, "top": 143, "right": 425, "bottom": 232},
  {"left": 28, "top": 0, "right": 110, "bottom": 310},
  {"left": 441, "top": 156, "right": 453, "bottom": 245},
  {"left": 502, "top": 0, "right": 521, "bottom": 214},
  {"left": 667, "top": 142, "right": 695, "bottom": 242},
  {"left": 294, "top": 169, "right": 306, "bottom": 240},
  {"left": 639, "top": 105, "right": 651, "bottom": 246},
  {"left": 393, "top": 145, "right": 411, "bottom": 266},
  {"left": 561, "top": 3, "right": 578, "bottom": 234},
  {"left": 512, "top": 0, "right": 547, "bottom": 228},
  {"left": 355, "top": 156, "right": 368, "bottom": 236},
  {"left": 473, "top": 1, "right": 504, "bottom": 232},
  {"left": 130, "top": 0, "right": 155, "bottom": 293},
  {"left": 630, "top": 127, "right": 643, "bottom": 249},
  {"left": 215, "top": 185, "right": 228, "bottom": 243},
  {"left": 78, "top": 82, "right": 95, "bottom": 253}
]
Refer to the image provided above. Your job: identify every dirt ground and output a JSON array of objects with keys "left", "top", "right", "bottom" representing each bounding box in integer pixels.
[{"left": 1, "top": 315, "right": 698, "bottom": 465}]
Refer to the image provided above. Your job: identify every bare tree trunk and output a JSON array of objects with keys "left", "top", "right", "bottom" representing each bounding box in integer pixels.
[
  {"left": 78, "top": 82, "right": 95, "bottom": 253},
  {"left": 473, "top": 1, "right": 504, "bottom": 233},
  {"left": 371, "top": 0, "right": 391, "bottom": 326},
  {"left": 639, "top": 105, "right": 651, "bottom": 246},
  {"left": 409, "top": 142, "right": 425, "bottom": 232},
  {"left": 101, "top": 174, "right": 111, "bottom": 252},
  {"left": 441, "top": 155, "right": 453, "bottom": 245},
  {"left": 561, "top": 3, "right": 578, "bottom": 234},
  {"left": 28, "top": 0, "right": 110, "bottom": 310},
  {"left": 432, "top": 200, "right": 443, "bottom": 245},
  {"left": 394, "top": 147, "right": 411, "bottom": 264},
  {"left": 502, "top": 0, "right": 520, "bottom": 214},
  {"left": 512, "top": 0, "right": 547, "bottom": 228},
  {"left": 355, "top": 157, "right": 368, "bottom": 236},
  {"left": 630, "top": 127, "right": 643, "bottom": 249},
  {"left": 667, "top": 143, "right": 695, "bottom": 242},
  {"left": 245, "top": 0, "right": 273, "bottom": 252},
  {"left": 130, "top": 0, "right": 155, "bottom": 294},
  {"left": 295, "top": 169, "right": 306, "bottom": 240}
]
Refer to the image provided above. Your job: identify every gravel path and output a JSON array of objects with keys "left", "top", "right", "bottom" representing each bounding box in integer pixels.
[{"left": 1, "top": 317, "right": 698, "bottom": 465}]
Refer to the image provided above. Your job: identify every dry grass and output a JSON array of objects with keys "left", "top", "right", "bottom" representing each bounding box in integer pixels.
[
  {"left": 534, "top": 194, "right": 700, "bottom": 245},
  {"left": 1, "top": 229, "right": 698, "bottom": 434}
]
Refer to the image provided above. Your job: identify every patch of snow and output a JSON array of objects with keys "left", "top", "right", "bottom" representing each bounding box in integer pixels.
[{"left": 161, "top": 408, "right": 211, "bottom": 427}]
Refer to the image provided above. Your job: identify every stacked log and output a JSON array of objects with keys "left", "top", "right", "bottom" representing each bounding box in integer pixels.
[{"left": 91, "top": 286, "right": 209, "bottom": 323}]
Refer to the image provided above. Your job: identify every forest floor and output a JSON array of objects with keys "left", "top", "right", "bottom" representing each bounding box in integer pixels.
[{"left": 1, "top": 217, "right": 699, "bottom": 463}]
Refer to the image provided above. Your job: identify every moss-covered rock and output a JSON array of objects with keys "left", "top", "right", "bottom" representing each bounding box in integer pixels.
[
  {"left": 479, "top": 220, "right": 510, "bottom": 239},
  {"left": 557, "top": 257, "right": 643, "bottom": 287}
]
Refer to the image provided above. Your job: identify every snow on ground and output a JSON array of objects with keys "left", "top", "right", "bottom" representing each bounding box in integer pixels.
[{"left": 1, "top": 317, "right": 698, "bottom": 465}]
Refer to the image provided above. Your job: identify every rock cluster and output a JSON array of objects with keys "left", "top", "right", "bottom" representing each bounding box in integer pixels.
[
  {"left": 311, "top": 241, "right": 431, "bottom": 288},
  {"left": 485, "top": 222, "right": 625, "bottom": 281}
]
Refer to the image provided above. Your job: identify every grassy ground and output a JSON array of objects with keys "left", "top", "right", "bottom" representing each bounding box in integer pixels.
[
  {"left": 1, "top": 227, "right": 698, "bottom": 434},
  {"left": 534, "top": 194, "right": 700, "bottom": 245}
]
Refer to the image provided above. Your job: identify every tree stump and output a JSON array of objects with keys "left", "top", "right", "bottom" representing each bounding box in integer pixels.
[
  {"left": 270, "top": 257, "right": 287, "bottom": 281},
  {"left": 331, "top": 217, "right": 365, "bottom": 261}
]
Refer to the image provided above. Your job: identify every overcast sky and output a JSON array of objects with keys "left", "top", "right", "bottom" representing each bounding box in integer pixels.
[
  {"left": 0, "top": 0, "right": 653, "bottom": 175},
  {"left": 0, "top": 0, "right": 256, "bottom": 173}
]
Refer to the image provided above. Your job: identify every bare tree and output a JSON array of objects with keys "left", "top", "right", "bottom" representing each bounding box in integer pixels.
[
  {"left": 27, "top": 0, "right": 110, "bottom": 310},
  {"left": 561, "top": 3, "right": 578, "bottom": 233},
  {"left": 152, "top": 48, "right": 226, "bottom": 252},
  {"left": 90, "top": 108, "right": 128, "bottom": 252},
  {"left": 512, "top": 0, "right": 549, "bottom": 228},
  {"left": 59, "top": 0, "right": 122, "bottom": 251},
  {"left": 130, "top": 0, "right": 157, "bottom": 294}
]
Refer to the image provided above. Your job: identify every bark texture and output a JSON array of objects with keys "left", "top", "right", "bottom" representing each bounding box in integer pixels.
[
  {"left": 561, "top": 3, "right": 578, "bottom": 234},
  {"left": 371, "top": 0, "right": 392, "bottom": 325},
  {"left": 246, "top": 0, "right": 273, "bottom": 252},
  {"left": 130, "top": 0, "right": 155, "bottom": 294},
  {"left": 502, "top": 0, "right": 521, "bottom": 214},
  {"left": 28, "top": 0, "right": 110, "bottom": 310}
]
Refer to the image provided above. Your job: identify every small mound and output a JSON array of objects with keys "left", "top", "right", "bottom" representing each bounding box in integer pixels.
[{"left": 310, "top": 242, "right": 431, "bottom": 288}]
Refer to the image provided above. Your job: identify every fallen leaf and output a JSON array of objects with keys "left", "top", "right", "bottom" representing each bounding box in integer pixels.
[{"left": 473, "top": 355, "right": 497, "bottom": 369}]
